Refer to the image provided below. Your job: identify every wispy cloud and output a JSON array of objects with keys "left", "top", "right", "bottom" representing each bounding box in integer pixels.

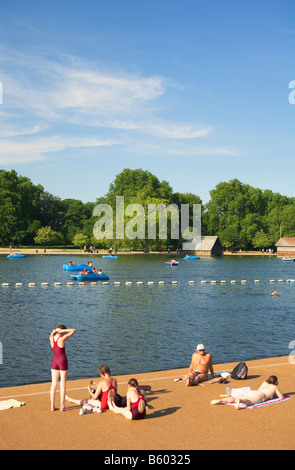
[
  {"left": 84, "top": 118, "right": 212, "bottom": 139},
  {"left": 0, "top": 47, "right": 234, "bottom": 163},
  {"left": 146, "top": 122, "right": 212, "bottom": 139},
  {"left": 0, "top": 135, "right": 117, "bottom": 164},
  {"left": 0, "top": 123, "right": 48, "bottom": 138},
  {"left": 125, "top": 139, "right": 240, "bottom": 158},
  {"left": 0, "top": 49, "right": 166, "bottom": 120}
]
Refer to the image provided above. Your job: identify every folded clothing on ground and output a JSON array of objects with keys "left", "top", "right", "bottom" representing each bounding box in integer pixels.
[
  {"left": 0, "top": 399, "right": 26, "bottom": 411},
  {"left": 231, "top": 387, "right": 251, "bottom": 397}
]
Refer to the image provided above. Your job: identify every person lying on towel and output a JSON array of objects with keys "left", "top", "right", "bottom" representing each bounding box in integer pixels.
[{"left": 210, "top": 375, "right": 284, "bottom": 409}]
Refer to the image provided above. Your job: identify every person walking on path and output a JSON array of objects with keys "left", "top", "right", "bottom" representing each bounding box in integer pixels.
[{"left": 50, "top": 325, "right": 76, "bottom": 411}]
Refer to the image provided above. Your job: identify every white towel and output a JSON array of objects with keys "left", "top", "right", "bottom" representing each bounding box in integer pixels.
[{"left": 0, "top": 399, "right": 26, "bottom": 410}]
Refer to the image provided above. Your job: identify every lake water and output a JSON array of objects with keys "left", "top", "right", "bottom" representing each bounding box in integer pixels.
[{"left": 0, "top": 254, "right": 294, "bottom": 388}]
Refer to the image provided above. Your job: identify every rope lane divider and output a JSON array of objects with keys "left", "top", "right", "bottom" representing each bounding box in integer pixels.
[{"left": 1, "top": 279, "right": 295, "bottom": 288}]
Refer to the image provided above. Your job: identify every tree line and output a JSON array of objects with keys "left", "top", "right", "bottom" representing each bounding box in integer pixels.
[{"left": 0, "top": 168, "right": 294, "bottom": 251}]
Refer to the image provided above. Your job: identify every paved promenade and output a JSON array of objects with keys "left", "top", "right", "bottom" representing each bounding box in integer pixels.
[{"left": 0, "top": 357, "right": 294, "bottom": 450}]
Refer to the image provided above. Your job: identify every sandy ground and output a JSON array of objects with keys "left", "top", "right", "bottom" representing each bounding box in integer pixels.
[{"left": 0, "top": 356, "right": 294, "bottom": 451}]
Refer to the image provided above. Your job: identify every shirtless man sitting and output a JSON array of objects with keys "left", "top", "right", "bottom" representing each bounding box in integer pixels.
[{"left": 184, "top": 344, "right": 215, "bottom": 386}]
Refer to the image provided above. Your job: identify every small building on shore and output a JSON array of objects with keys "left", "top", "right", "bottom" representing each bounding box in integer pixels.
[
  {"left": 275, "top": 238, "right": 295, "bottom": 256},
  {"left": 195, "top": 236, "right": 223, "bottom": 257},
  {"left": 183, "top": 236, "right": 223, "bottom": 256}
]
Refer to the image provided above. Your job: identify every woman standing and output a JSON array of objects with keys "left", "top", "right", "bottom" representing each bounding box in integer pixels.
[
  {"left": 50, "top": 325, "right": 76, "bottom": 411},
  {"left": 108, "top": 378, "right": 147, "bottom": 420}
]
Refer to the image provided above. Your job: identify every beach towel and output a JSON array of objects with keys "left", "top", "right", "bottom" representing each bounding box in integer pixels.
[
  {"left": 222, "top": 397, "right": 290, "bottom": 410},
  {"left": 174, "top": 376, "right": 222, "bottom": 385},
  {"left": 0, "top": 399, "right": 26, "bottom": 411},
  {"left": 246, "top": 397, "right": 290, "bottom": 409}
]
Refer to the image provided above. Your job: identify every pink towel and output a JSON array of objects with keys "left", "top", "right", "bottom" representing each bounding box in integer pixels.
[{"left": 222, "top": 397, "right": 290, "bottom": 409}]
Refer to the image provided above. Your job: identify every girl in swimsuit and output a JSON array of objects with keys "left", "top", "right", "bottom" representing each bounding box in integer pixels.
[
  {"left": 65, "top": 364, "right": 117, "bottom": 411},
  {"left": 108, "top": 378, "right": 147, "bottom": 420},
  {"left": 210, "top": 376, "right": 284, "bottom": 410},
  {"left": 50, "top": 325, "right": 76, "bottom": 412}
]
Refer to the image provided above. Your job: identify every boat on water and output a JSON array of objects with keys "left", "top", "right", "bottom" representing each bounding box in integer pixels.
[
  {"left": 70, "top": 272, "right": 109, "bottom": 281},
  {"left": 165, "top": 260, "right": 179, "bottom": 266},
  {"left": 7, "top": 253, "right": 26, "bottom": 259},
  {"left": 282, "top": 257, "right": 295, "bottom": 261},
  {"left": 102, "top": 255, "right": 118, "bottom": 259},
  {"left": 184, "top": 255, "right": 200, "bottom": 260},
  {"left": 63, "top": 263, "right": 93, "bottom": 271}
]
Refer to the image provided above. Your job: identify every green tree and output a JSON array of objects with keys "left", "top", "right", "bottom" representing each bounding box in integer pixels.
[
  {"left": 37, "top": 191, "right": 64, "bottom": 231},
  {"left": 97, "top": 169, "right": 176, "bottom": 250},
  {"left": 280, "top": 204, "right": 295, "bottom": 237},
  {"left": 252, "top": 230, "right": 271, "bottom": 249},
  {"left": 61, "top": 199, "right": 94, "bottom": 243},
  {"left": 34, "top": 226, "right": 63, "bottom": 246},
  {"left": 72, "top": 232, "right": 89, "bottom": 248},
  {"left": 105, "top": 168, "right": 173, "bottom": 207},
  {"left": 0, "top": 169, "right": 43, "bottom": 245},
  {"left": 240, "top": 213, "right": 264, "bottom": 250},
  {"left": 205, "top": 179, "right": 274, "bottom": 249},
  {"left": 24, "top": 220, "right": 42, "bottom": 244}
]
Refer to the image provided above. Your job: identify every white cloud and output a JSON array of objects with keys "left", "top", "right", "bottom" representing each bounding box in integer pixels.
[
  {"left": 124, "top": 139, "right": 240, "bottom": 158},
  {"left": 82, "top": 118, "right": 212, "bottom": 139},
  {"left": 0, "top": 47, "right": 237, "bottom": 163},
  {"left": 1, "top": 49, "right": 166, "bottom": 120},
  {"left": 0, "top": 135, "right": 116, "bottom": 164},
  {"left": 146, "top": 122, "right": 212, "bottom": 139},
  {"left": 52, "top": 68, "right": 165, "bottom": 112},
  {"left": 0, "top": 123, "right": 48, "bottom": 138}
]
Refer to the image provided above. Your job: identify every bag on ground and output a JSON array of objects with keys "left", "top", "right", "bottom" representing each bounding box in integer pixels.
[
  {"left": 116, "top": 393, "right": 127, "bottom": 407},
  {"left": 231, "top": 362, "right": 248, "bottom": 380}
]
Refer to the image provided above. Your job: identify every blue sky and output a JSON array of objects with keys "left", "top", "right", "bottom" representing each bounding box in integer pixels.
[{"left": 0, "top": 0, "right": 294, "bottom": 204}]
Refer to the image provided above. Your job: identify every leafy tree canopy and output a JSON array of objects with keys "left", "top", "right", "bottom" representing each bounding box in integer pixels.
[{"left": 1, "top": 168, "right": 295, "bottom": 251}]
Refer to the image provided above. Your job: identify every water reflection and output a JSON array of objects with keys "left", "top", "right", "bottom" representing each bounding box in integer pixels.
[{"left": 0, "top": 254, "right": 294, "bottom": 387}]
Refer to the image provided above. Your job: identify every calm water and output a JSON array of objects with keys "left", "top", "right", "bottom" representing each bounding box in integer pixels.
[{"left": 0, "top": 254, "right": 294, "bottom": 388}]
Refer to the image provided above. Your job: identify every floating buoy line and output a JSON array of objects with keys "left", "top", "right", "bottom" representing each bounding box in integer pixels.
[{"left": 1, "top": 279, "right": 295, "bottom": 289}]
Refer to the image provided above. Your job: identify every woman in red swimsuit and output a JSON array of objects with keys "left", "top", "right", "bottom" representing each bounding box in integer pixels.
[
  {"left": 50, "top": 325, "right": 76, "bottom": 412},
  {"left": 66, "top": 364, "right": 117, "bottom": 411},
  {"left": 108, "top": 378, "right": 147, "bottom": 420}
]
